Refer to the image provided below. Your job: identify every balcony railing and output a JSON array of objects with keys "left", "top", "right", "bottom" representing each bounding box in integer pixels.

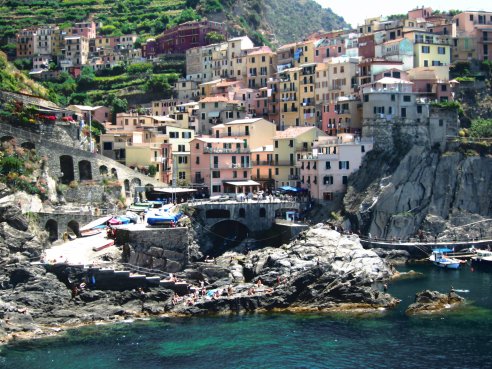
[
  {"left": 274, "top": 161, "right": 295, "bottom": 166},
  {"left": 213, "top": 131, "right": 250, "bottom": 138},
  {"left": 252, "top": 160, "right": 274, "bottom": 166},
  {"left": 288, "top": 174, "right": 300, "bottom": 180},
  {"left": 212, "top": 163, "right": 252, "bottom": 169},
  {"left": 204, "top": 147, "right": 250, "bottom": 154}
]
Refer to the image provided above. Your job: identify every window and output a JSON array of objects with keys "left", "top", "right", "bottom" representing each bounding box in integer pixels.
[
  {"left": 401, "top": 107, "right": 407, "bottom": 118},
  {"left": 196, "top": 157, "right": 200, "bottom": 164},
  {"left": 364, "top": 94, "right": 369, "bottom": 102},
  {"left": 323, "top": 176, "right": 333, "bottom": 185},
  {"left": 421, "top": 46, "right": 430, "bottom": 53},
  {"left": 212, "top": 185, "right": 221, "bottom": 193},
  {"left": 178, "top": 156, "right": 188, "bottom": 164},
  {"left": 177, "top": 144, "right": 186, "bottom": 152},
  {"left": 339, "top": 161, "right": 350, "bottom": 169},
  {"left": 470, "top": 14, "right": 474, "bottom": 21},
  {"left": 178, "top": 171, "right": 186, "bottom": 180},
  {"left": 275, "top": 168, "right": 279, "bottom": 175},
  {"left": 212, "top": 171, "right": 220, "bottom": 178},
  {"left": 391, "top": 94, "right": 395, "bottom": 101},
  {"left": 441, "top": 84, "right": 447, "bottom": 92},
  {"left": 170, "top": 131, "right": 179, "bottom": 138},
  {"left": 342, "top": 176, "right": 348, "bottom": 185},
  {"left": 439, "top": 119, "right": 444, "bottom": 127},
  {"left": 438, "top": 47, "right": 446, "bottom": 54},
  {"left": 103, "top": 142, "right": 113, "bottom": 150},
  {"left": 325, "top": 161, "right": 331, "bottom": 170},
  {"left": 361, "top": 145, "right": 365, "bottom": 153},
  {"left": 274, "top": 140, "right": 278, "bottom": 148},
  {"left": 182, "top": 132, "right": 192, "bottom": 139},
  {"left": 403, "top": 95, "right": 411, "bottom": 102},
  {"left": 195, "top": 143, "right": 200, "bottom": 149},
  {"left": 417, "top": 105, "right": 422, "bottom": 114},
  {"left": 243, "top": 171, "right": 247, "bottom": 178},
  {"left": 323, "top": 192, "right": 333, "bottom": 201}
]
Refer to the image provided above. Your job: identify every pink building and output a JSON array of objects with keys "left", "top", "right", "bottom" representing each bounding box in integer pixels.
[
  {"left": 314, "top": 38, "right": 346, "bottom": 63},
  {"left": 190, "top": 137, "right": 257, "bottom": 195},
  {"left": 299, "top": 134, "right": 373, "bottom": 205},
  {"left": 69, "top": 21, "right": 96, "bottom": 39}
]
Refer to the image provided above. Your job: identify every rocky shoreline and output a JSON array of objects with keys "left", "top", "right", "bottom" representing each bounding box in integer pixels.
[{"left": 1, "top": 193, "right": 405, "bottom": 345}]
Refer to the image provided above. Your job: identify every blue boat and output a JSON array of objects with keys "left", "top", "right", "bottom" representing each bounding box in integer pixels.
[
  {"left": 429, "top": 249, "right": 462, "bottom": 269},
  {"left": 146, "top": 209, "right": 182, "bottom": 226}
]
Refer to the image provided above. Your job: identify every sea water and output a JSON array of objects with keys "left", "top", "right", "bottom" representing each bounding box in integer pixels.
[{"left": 1, "top": 264, "right": 492, "bottom": 369}]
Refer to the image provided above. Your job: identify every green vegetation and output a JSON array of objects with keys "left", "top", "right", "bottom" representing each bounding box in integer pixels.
[
  {"left": 469, "top": 119, "right": 492, "bottom": 138},
  {"left": 0, "top": 52, "right": 49, "bottom": 98},
  {"left": 0, "top": 140, "right": 48, "bottom": 199},
  {"left": 431, "top": 100, "right": 463, "bottom": 114}
]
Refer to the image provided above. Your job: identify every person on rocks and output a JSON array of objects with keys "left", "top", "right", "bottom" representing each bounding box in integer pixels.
[
  {"left": 256, "top": 279, "right": 262, "bottom": 288},
  {"left": 383, "top": 283, "right": 388, "bottom": 292}
]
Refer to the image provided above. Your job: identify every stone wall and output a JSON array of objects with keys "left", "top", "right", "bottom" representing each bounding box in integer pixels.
[
  {"left": 193, "top": 201, "right": 299, "bottom": 233},
  {"left": 116, "top": 227, "right": 189, "bottom": 273},
  {"left": 362, "top": 107, "right": 459, "bottom": 152}
]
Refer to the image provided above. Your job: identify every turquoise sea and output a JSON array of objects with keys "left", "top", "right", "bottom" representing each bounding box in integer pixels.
[{"left": 1, "top": 263, "right": 492, "bottom": 369}]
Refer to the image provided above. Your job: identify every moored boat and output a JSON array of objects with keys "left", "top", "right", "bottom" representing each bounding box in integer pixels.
[
  {"left": 471, "top": 250, "right": 492, "bottom": 271},
  {"left": 429, "top": 249, "right": 462, "bottom": 269}
]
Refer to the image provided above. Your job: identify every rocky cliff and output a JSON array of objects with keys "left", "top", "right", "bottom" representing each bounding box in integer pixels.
[{"left": 344, "top": 143, "right": 492, "bottom": 241}]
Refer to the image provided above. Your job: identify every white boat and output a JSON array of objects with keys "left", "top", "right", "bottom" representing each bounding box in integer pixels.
[
  {"left": 471, "top": 250, "right": 492, "bottom": 271},
  {"left": 429, "top": 250, "right": 461, "bottom": 269}
]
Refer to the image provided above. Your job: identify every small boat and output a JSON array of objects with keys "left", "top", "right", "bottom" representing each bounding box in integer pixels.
[
  {"left": 146, "top": 210, "right": 182, "bottom": 226},
  {"left": 471, "top": 250, "right": 492, "bottom": 271},
  {"left": 429, "top": 249, "right": 462, "bottom": 269},
  {"left": 80, "top": 228, "right": 103, "bottom": 237}
]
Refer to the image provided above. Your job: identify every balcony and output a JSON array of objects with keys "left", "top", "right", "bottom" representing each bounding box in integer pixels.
[
  {"left": 212, "top": 163, "right": 252, "bottom": 169},
  {"left": 252, "top": 160, "right": 274, "bottom": 166},
  {"left": 274, "top": 161, "right": 295, "bottom": 166},
  {"left": 213, "top": 131, "right": 250, "bottom": 138},
  {"left": 288, "top": 174, "right": 300, "bottom": 180},
  {"left": 194, "top": 177, "right": 205, "bottom": 184},
  {"left": 204, "top": 147, "right": 250, "bottom": 154}
]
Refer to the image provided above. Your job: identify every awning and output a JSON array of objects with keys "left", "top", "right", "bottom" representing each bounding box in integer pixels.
[
  {"left": 226, "top": 180, "right": 260, "bottom": 186},
  {"left": 208, "top": 111, "right": 221, "bottom": 118},
  {"left": 152, "top": 188, "right": 197, "bottom": 193}
]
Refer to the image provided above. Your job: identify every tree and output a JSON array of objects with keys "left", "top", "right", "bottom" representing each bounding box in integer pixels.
[
  {"left": 148, "top": 164, "right": 157, "bottom": 177},
  {"left": 469, "top": 119, "right": 492, "bottom": 138},
  {"left": 206, "top": 31, "right": 226, "bottom": 44},
  {"left": 145, "top": 74, "right": 171, "bottom": 94},
  {"left": 77, "top": 66, "right": 95, "bottom": 90},
  {"left": 105, "top": 94, "right": 128, "bottom": 123}
]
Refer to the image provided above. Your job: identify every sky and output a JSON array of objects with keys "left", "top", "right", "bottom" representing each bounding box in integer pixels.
[{"left": 315, "top": 0, "right": 491, "bottom": 28}]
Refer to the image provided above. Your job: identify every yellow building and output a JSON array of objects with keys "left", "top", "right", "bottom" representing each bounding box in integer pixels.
[
  {"left": 212, "top": 117, "right": 276, "bottom": 151},
  {"left": 273, "top": 126, "right": 326, "bottom": 187},
  {"left": 251, "top": 145, "right": 274, "bottom": 190},
  {"left": 299, "top": 63, "right": 317, "bottom": 126},
  {"left": 246, "top": 46, "right": 277, "bottom": 89},
  {"left": 279, "top": 67, "right": 301, "bottom": 129},
  {"left": 404, "top": 31, "right": 451, "bottom": 68}
]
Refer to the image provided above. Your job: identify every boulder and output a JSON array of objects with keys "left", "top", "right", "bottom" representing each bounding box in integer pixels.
[{"left": 406, "top": 290, "right": 465, "bottom": 315}]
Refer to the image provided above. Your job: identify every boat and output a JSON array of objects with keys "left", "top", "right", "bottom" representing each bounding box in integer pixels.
[
  {"left": 429, "top": 249, "right": 462, "bottom": 269},
  {"left": 79, "top": 216, "right": 112, "bottom": 232},
  {"left": 80, "top": 228, "right": 103, "bottom": 237},
  {"left": 146, "top": 209, "right": 183, "bottom": 226},
  {"left": 471, "top": 250, "right": 492, "bottom": 271},
  {"left": 108, "top": 216, "right": 131, "bottom": 226}
]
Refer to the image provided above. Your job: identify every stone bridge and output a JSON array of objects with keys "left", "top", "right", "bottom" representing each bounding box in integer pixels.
[
  {"left": 189, "top": 200, "right": 301, "bottom": 256},
  {"left": 0, "top": 121, "right": 162, "bottom": 200},
  {"left": 37, "top": 211, "right": 105, "bottom": 242}
]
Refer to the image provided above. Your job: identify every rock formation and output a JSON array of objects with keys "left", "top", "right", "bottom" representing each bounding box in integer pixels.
[
  {"left": 406, "top": 290, "right": 465, "bottom": 315},
  {"left": 344, "top": 145, "right": 492, "bottom": 241}
]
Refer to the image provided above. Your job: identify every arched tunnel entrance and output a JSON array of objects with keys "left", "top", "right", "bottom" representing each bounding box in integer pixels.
[{"left": 208, "top": 220, "right": 250, "bottom": 257}]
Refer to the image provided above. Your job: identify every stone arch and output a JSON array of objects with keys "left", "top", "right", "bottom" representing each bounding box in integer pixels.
[
  {"left": 79, "top": 160, "right": 92, "bottom": 181},
  {"left": 145, "top": 183, "right": 154, "bottom": 192},
  {"left": 99, "top": 165, "right": 108, "bottom": 176},
  {"left": 131, "top": 178, "right": 141, "bottom": 187},
  {"left": 259, "top": 208, "right": 266, "bottom": 218},
  {"left": 124, "top": 179, "right": 130, "bottom": 193},
  {"left": 209, "top": 220, "right": 249, "bottom": 256},
  {"left": 111, "top": 168, "right": 118, "bottom": 178},
  {"left": 239, "top": 208, "right": 246, "bottom": 218},
  {"left": 21, "top": 141, "right": 35, "bottom": 150},
  {"left": 206, "top": 209, "right": 230, "bottom": 218},
  {"left": 67, "top": 220, "right": 80, "bottom": 237},
  {"left": 59, "top": 155, "right": 75, "bottom": 184},
  {"left": 45, "top": 219, "right": 58, "bottom": 242}
]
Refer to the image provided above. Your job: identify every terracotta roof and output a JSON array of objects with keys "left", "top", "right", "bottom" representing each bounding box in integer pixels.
[
  {"left": 199, "top": 96, "right": 240, "bottom": 104},
  {"left": 215, "top": 80, "right": 241, "bottom": 88},
  {"left": 247, "top": 46, "right": 273, "bottom": 56},
  {"left": 274, "top": 126, "right": 317, "bottom": 139},
  {"left": 383, "top": 38, "right": 405, "bottom": 45}
]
